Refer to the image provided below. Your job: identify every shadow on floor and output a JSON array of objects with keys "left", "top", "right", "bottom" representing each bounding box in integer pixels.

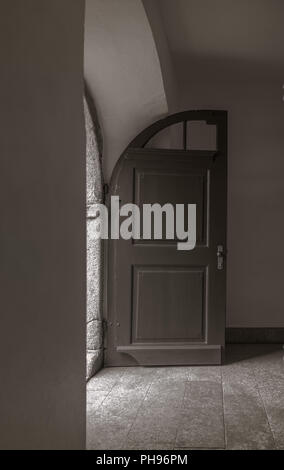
[{"left": 224, "top": 343, "right": 283, "bottom": 365}]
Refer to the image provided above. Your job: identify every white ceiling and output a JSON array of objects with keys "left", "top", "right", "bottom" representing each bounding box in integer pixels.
[{"left": 157, "top": 0, "right": 284, "bottom": 66}]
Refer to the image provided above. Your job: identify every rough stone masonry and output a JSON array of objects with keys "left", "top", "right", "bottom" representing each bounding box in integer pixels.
[{"left": 85, "top": 95, "right": 104, "bottom": 380}]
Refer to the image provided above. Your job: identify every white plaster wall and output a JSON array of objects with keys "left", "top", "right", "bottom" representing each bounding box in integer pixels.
[
  {"left": 178, "top": 71, "right": 284, "bottom": 328},
  {"left": 84, "top": 0, "right": 168, "bottom": 181},
  {"left": 0, "top": 0, "right": 86, "bottom": 449},
  {"left": 158, "top": 0, "right": 284, "bottom": 328},
  {"left": 142, "top": 0, "right": 177, "bottom": 113}
]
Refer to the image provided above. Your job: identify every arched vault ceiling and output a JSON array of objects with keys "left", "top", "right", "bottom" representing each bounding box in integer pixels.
[{"left": 84, "top": 0, "right": 169, "bottom": 181}]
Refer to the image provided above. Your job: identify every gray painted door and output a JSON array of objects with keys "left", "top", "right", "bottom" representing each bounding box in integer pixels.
[{"left": 105, "top": 111, "right": 227, "bottom": 366}]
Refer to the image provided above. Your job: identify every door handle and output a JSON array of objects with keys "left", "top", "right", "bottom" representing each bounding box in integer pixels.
[{"left": 217, "top": 245, "right": 225, "bottom": 270}]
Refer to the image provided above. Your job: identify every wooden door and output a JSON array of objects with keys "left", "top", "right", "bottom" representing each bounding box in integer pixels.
[{"left": 105, "top": 110, "right": 227, "bottom": 366}]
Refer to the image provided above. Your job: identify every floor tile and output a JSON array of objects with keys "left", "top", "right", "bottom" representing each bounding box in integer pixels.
[
  {"left": 154, "top": 366, "right": 190, "bottom": 383},
  {"left": 175, "top": 381, "right": 225, "bottom": 449},
  {"left": 144, "top": 380, "right": 186, "bottom": 406},
  {"left": 187, "top": 366, "right": 221, "bottom": 382},
  {"left": 222, "top": 364, "right": 275, "bottom": 449},
  {"left": 125, "top": 380, "right": 186, "bottom": 448},
  {"left": 87, "top": 417, "right": 131, "bottom": 450},
  {"left": 125, "top": 407, "right": 181, "bottom": 448},
  {"left": 86, "top": 346, "right": 283, "bottom": 450},
  {"left": 87, "top": 390, "right": 109, "bottom": 407},
  {"left": 87, "top": 367, "right": 126, "bottom": 392},
  {"left": 123, "top": 443, "right": 174, "bottom": 450},
  {"left": 252, "top": 358, "right": 284, "bottom": 448}
]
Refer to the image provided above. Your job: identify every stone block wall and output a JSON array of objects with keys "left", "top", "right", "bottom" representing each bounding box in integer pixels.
[{"left": 85, "top": 95, "right": 104, "bottom": 380}]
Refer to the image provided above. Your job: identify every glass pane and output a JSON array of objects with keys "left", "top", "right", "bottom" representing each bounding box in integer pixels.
[
  {"left": 145, "top": 122, "right": 184, "bottom": 149},
  {"left": 187, "top": 121, "right": 216, "bottom": 150}
]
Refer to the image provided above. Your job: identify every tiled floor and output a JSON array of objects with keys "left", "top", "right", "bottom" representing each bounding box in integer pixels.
[{"left": 87, "top": 345, "right": 284, "bottom": 450}]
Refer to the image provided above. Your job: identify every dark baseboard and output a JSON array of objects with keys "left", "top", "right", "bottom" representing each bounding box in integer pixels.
[{"left": 226, "top": 328, "right": 284, "bottom": 344}]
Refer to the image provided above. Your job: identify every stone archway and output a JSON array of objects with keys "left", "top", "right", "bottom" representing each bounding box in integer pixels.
[
  {"left": 85, "top": 92, "right": 104, "bottom": 380},
  {"left": 84, "top": 0, "right": 176, "bottom": 380}
]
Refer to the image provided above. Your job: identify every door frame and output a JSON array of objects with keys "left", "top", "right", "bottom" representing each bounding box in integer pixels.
[{"left": 103, "top": 110, "right": 228, "bottom": 366}]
